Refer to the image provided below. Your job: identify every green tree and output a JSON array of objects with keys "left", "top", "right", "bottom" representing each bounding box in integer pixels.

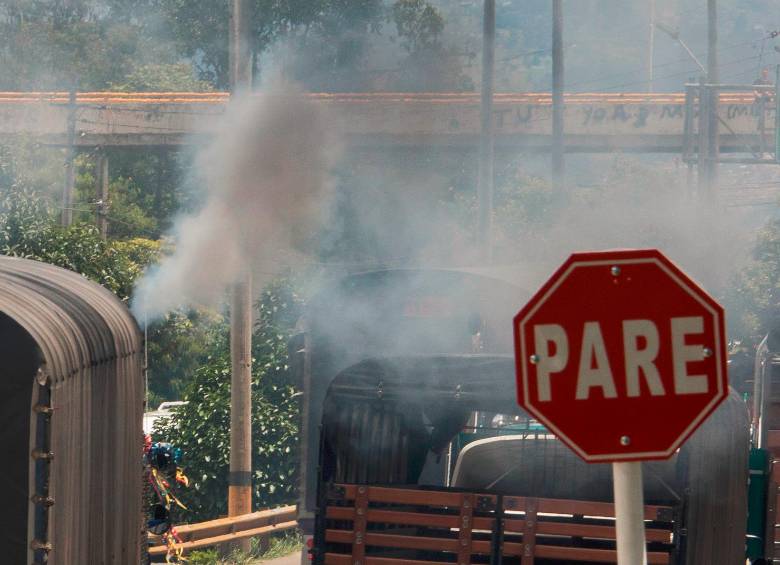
[
  {"left": 387, "top": 0, "right": 471, "bottom": 91},
  {"left": 726, "top": 219, "right": 780, "bottom": 345},
  {"left": 154, "top": 280, "right": 303, "bottom": 520},
  {"left": 158, "top": 0, "right": 385, "bottom": 89},
  {"left": 0, "top": 141, "right": 159, "bottom": 300},
  {"left": 392, "top": 0, "right": 443, "bottom": 53},
  {"left": 110, "top": 63, "right": 214, "bottom": 92},
  {"left": 0, "top": 1, "right": 194, "bottom": 90},
  {"left": 0, "top": 192, "right": 158, "bottom": 302},
  {"left": 0, "top": 145, "right": 232, "bottom": 409},
  {"left": 145, "top": 309, "right": 225, "bottom": 407},
  {"left": 70, "top": 147, "right": 199, "bottom": 240}
]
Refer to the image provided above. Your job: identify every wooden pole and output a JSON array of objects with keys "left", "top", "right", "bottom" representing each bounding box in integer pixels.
[
  {"left": 228, "top": 0, "right": 253, "bottom": 550},
  {"left": 61, "top": 89, "right": 76, "bottom": 227},
  {"left": 478, "top": 0, "right": 495, "bottom": 263},
  {"left": 647, "top": 0, "right": 655, "bottom": 92},
  {"left": 229, "top": 275, "right": 252, "bottom": 518},
  {"left": 697, "top": 77, "right": 709, "bottom": 195},
  {"left": 96, "top": 152, "right": 109, "bottom": 239},
  {"left": 706, "top": 0, "right": 719, "bottom": 193},
  {"left": 775, "top": 65, "right": 780, "bottom": 162},
  {"left": 230, "top": 0, "right": 252, "bottom": 93},
  {"left": 552, "top": 0, "right": 565, "bottom": 190},
  {"left": 683, "top": 83, "right": 696, "bottom": 196}
]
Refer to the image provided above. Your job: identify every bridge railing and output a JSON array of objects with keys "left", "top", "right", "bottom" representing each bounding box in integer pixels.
[{"left": 683, "top": 80, "right": 779, "bottom": 165}]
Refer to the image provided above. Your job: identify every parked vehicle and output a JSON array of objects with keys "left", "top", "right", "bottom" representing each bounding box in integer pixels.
[
  {"left": 143, "top": 401, "right": 188, "bottom": 435},
  {"left": 292, "top": 268, "right": 773, "bottom": 564},
  {"left": 0, "top": 256, "right": 144, "bottom": 565}
]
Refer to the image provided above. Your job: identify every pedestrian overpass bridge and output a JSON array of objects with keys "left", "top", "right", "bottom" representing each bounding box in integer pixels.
[{"left": 0, "top": 91, "right": 774, "bottom": 154}]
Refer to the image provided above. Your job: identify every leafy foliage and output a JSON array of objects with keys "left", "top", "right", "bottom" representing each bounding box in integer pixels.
[
  {"left": 0, "top": 1, "right": 180, "bottom": 90},
  {"left": 726, "top": 219, "right": 780, "bottom": 344},
  {"left": 0, "top": 149, "right": 159, "bottom": 300},
  {"left": 110, "top": 63, "right": 214, "bottom": 92},
  {"left": 386, "top": 1, "right": 471, "bottom": 91},
  {"left": 71, "top": 148, "right": 197, "bottom": 240},
  {"left": 145, "top": 309, "right": 226, "bottom": 407},
  {"left": 392, "top": 0, "right": 444, "bottom": 53},
  {"left": 154, "top": 279, "right": 304, "bottom": 520},
  {"left": 0, "top": 144, "right": 234, "bottom": 413},
  {"left": 158, "top": 0, "right": 385, "bottom": 88}
]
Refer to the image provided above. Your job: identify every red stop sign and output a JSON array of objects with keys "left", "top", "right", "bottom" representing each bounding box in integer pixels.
[{"left": 513, "top": 249, "right": 728, "bottom": 462}]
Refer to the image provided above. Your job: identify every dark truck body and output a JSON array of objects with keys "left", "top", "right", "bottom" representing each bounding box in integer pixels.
[
  {"left": 293, "top": 269, "right": 760, "bottom": 564},
  {"left": 746, "top": 333, "right": 780, "bottom": 561}
]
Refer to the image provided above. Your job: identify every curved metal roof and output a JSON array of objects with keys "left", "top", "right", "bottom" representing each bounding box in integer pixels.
[{"left": 0, "top": 255, "right": 141, "bottom": 383}]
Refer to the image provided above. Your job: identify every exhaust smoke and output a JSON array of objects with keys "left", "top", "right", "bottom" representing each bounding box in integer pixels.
[{"left": 131, "top": 82, "right": 338, "bottom": 321}]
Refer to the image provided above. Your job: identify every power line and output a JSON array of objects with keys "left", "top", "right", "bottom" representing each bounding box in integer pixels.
[
  {"left": 54, "top": 203, "right": 162, "bottom": 238},
  {"left": 588, "top": 54, "right": 762, "bottom": 93},
  {"left": 567, "top": 36, "right": 774, "bottom": 92},
  {"left": 75, "top": 103, "right": 226, "bottom": 117},
  {"left": 75, "top": 117, "right": 189, "bottom": 133}
]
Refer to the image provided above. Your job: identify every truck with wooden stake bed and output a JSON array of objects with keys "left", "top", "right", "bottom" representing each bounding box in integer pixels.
[{"left": 290, "top": 268, "right": 777, "bottom": 564}]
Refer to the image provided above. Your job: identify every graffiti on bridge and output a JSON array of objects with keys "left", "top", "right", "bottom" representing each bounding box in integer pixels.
[{"left": 486, "top": 102, "right": 774, "bottom": 132}]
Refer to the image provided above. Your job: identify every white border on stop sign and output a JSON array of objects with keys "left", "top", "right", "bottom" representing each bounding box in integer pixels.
[{"left": 516, "top": 256, "right": 725, "bottom": 462}]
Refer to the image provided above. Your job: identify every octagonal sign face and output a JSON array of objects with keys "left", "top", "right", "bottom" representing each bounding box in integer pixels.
[{"left": 513, "top": 249, "right": 728, "bottom": 462}]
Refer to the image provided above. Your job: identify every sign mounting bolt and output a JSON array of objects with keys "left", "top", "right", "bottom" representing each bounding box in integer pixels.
[
  {"left": 620, "top": 435, "right": 631, "bottom": 446},
  {"left": 610, "top": 265, "right": 621, "bottom": 276},
  {"left": 529, "top": 354, "right": 540, "bottom": 364},
  {"left": 702, "top": 347, "right": 713, "bottom": 358}
]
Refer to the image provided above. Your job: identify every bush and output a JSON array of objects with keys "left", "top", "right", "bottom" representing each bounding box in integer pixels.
[
  {"left": 154, "top": 279, "right": 303, "bottom": 521},
  {"left": 726, "top": 218, "right": 780, "bottom": 344},
  {"left": 0, "top": 179, "right": 159, "bottom": 301}
]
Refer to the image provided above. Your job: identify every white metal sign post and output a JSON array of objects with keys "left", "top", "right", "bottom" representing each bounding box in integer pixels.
[{"left": 613, "top": 462, "right": 647, "bottom": 565}]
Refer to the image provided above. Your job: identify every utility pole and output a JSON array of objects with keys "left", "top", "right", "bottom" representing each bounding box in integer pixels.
[
  {"left": 61, "top": 88, "right": 76, "bottom": 227},
  {"left": 228, "top": 0, "right": 253, "bottom": 548},
  {"left": 706, "top": 0, "right": 719, "bottom": 193},
  {"left": 552, "top": 0, "right": 565, "bottom": 190},
  {"left": 775, "top": 65, "right": 780, "bottom": 162},
  {"left": 696, "top": 75, "right": 709, "bottom": 195},
  {"left": 647, "top": 0, "right": 656, "bottom": 92},
  {"left": 478, "top": 0, "right": 495, "bottom": 263},
  {"left": 230, "top": 0, "right": 252, "bottom": 92},
  {"left": 96, "top": 151, "right": 109, "bottom": 238}
]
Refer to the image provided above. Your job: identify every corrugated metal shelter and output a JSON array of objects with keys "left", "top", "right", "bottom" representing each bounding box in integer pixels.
[{"left": 0, "top": 256, "right": 144, "bottom": 564}]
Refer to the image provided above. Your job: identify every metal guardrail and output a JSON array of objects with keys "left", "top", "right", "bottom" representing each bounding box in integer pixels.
[{"left": 148, "top": 505, "right": 297, "bottom": 556}]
